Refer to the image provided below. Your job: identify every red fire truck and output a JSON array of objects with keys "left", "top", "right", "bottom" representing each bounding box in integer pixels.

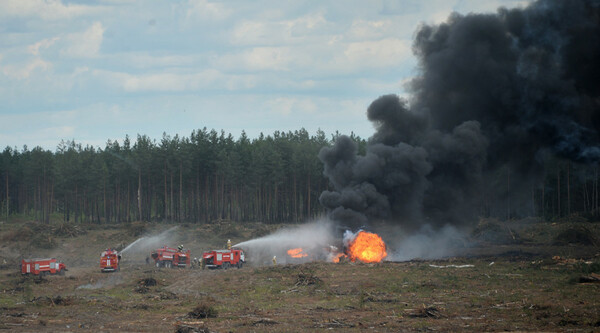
[
  {"left": 202, "top": 248, "right": 245, "bottom": 269},
  {"left": 100, "top": 249, "right": 121, "bottom": 272},
  {"left": 151, "top": 246, "right": 191, "bottom": 268},
  {"left": 21, "top": 258, "right": 67, "bottom": 276}
]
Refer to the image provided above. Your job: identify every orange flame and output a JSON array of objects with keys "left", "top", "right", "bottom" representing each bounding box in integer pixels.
[
  {"left": 347, "top": 231, "right": 387, "bottom": 263},
  {"left": 331, "top": 253, "right": 346, "bottom": 263},
  {"left": 287, "top": 248, "right": 308, "bottom": 258}
]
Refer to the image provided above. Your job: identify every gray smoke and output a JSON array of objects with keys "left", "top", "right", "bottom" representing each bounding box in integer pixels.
[
  {"left": 234, "top": 220, "right": 339, "bottom": 265},
  {"left": 77, "top": 274, "right": 124, "bottom": 290},
  {"left": 320, "top": 0, "right": 600, "bottom": 231}
]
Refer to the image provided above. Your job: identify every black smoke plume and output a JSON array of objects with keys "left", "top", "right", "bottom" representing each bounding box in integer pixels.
[{"left": 320, "top": 0, "right": 600, "bottom": 230}]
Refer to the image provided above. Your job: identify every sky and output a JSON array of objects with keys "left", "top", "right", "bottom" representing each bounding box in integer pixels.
[{"left": 0, "top": 0, "right": 530, "bottom": 151}]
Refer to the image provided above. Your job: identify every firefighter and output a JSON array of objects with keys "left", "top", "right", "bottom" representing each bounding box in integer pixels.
[
  {"left": 272, "top": 255, "right": 277, "bottom": 265},
  {"left": 227, "top": 239, "right": 232, "bottom": 250},
  {"left": 178, "top": 244, "right": 184, "bottom": 252}
]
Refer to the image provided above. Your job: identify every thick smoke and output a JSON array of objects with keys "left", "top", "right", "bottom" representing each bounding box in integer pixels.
[{"left": 320, "top": 0, "right": 600, "bottom": 230}]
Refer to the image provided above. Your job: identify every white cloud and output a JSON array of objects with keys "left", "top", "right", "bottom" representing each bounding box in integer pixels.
[
  {"left": 185, "top": 0, "right": 231, "bottom": 21},
  {"left": 340, "top": 38, "right": 412, "bottom": 70},
  {"left": 347, "top": 19, "right": 388, "bottom": 40},
  {"left": 230, "top": 12, "right": 330, "bottom": 46},
  {"left": 0, "top": 0, "right": 102, "bottom": 20},
  {"left": 216, "top": 47, "right": 292, "bottom": 72},
  {"left": 1, "top": 58, "right": 52, "bottom": 79},
  {"left": 92, "top": 68, "right": 258, "bottom": 92},
  {"left": 62, "top": 22, "right": 104, "bottom": 58},
  {"left": 265, "top": 97, "right": 317, "bottom": 116},
  {"left": 28, "top": 37, "right": 60, "bottom": 56}
]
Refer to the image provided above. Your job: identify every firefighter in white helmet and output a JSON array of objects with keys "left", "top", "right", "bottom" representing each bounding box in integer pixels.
[
  {"left": 227, "top": 239, "right": 232, "bottom": 250},
  {"left": 272, "top": 255, "right": 277, "bottom": 265},
  {"left": 178, "top": 244, "right": 184, "bottom": 252}
]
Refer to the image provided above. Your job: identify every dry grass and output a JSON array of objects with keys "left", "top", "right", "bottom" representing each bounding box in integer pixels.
[{"left": 0, "top": 220, "right": 599, "bottom": 332}]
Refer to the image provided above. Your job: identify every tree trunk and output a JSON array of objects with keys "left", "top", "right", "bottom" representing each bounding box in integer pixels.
[
  {"left": 180, "top": 162, "right": 183, "bottom": 223},
  {"left": 164, "top": 163, "right": 168, "bottom": 221},
  {"left": 5, "top": 172, "right": 8, "bottom": 222},
  {"left": 137, "top": 169, "right": 142, "bottom": 221},
  {"left": 567, "top": 162, "right": 571, "bottom": 216},
  {"left": 557, "top": 166, "right": 561, "bottom": 218},
  {"left": 507, "top": 166, "right": 511, "bottom": 220},
  {"left": 307, "top": 174, "right": 311, "bottom": 219}
]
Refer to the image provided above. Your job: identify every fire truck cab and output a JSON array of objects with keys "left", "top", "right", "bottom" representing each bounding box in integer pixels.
[
  {"left": 202, "top": 248, "right": 245, "bottom": 269},
  {"left": 100, "top": 249, "right": 121, "bottom": 272},
  {"left": 21, "top": 258, "right": 67, "bottom": 276},
  {"left": 151, "top": 246, "right": 191, "bottom": 268}
]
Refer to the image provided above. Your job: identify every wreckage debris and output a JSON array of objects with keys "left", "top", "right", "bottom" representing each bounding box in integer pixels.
[
  {"left": 429, "top": 264, "right": 474, "bottom": 268},
  {"left": 31, "top": 295, "right": 73, "bottom": 306},
  {"left": 405, "top": 305, "right": 443, "bottom": 318},
  {"left": 579, "top": 273, "right": 600, "bottom": 283},
  {"left": 174, "top": 323, "right": 213, "bottom": 333},
  {"left": 188, "top": 304, "right": 218, "bottom": 319},
  {"left": 252, "top": 318, "right": 278, "bottom": 326},
  {"left": 294, "top": 272, "right": 322, "bottom": 286}
]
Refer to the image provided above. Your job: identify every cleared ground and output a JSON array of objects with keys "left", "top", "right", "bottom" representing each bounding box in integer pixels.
[{"left": 0, "top": 219, "right": 599, "bottom": 332}]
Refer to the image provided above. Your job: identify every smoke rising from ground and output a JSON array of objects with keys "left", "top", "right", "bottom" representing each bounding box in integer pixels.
[
  {"left": 234, "top": 220, "right": 338, "bottom": 265},
  {"left": 384, "top": 225, "right": 468, "bottom": 262},
  {"left": 77, "top": 274, "right": 124, "bottom": 290},
  {"left": 320, "top": 0, "right": 600, "bottom": 231}
]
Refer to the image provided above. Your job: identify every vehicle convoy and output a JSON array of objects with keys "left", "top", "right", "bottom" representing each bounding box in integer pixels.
[
  {"left": 202, "top": 248, "right": 245, "bottom": 269},
  {"left": 100, "top": 248, "right": 121, "bottom": 272},
  {"left": 21, "top": 258, "right": 67, "bottom": 276},
  {"left": 151, "top": 245, "right": 191, "bottom": 268}
]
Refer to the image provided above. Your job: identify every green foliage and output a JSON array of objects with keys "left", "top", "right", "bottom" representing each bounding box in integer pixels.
[{"left": 1, "top": 128, "right": 344, "bottom": 224}]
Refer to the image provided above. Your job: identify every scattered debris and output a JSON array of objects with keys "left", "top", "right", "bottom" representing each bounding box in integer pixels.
[
  {"left": 405, "top": 305, "right": 443, "bottom": 318},
  {"left": 135, "top": 277, "right": 158, "bottom": 293},
  {"left": 315, "top": 318, "right": 355, "bottom": 328},
  {"left": 294, "top": 272, "right": 322, "bottom": 286},
  {"left": 252, "top": 318, "right": 277, "bottom": 326},
  {"left": 579, "top": 273, "right": 600, "bottom": 283},
  {"left": 553, "top": 225, "right": 598, "bottom": 246},
  {"left": 429, "top": 264, "right": 474, "bottom": 269},
  {"left": 174, "top": 322, "right": 213, "bottom": 333},
  {"left": 188, "top": 304, "right": 218, "bottom": 319},
  {"left": 53, "top": 223, "right": 86, "bottom": 237},
  {"left": 139, "top": 277, "right": 157, "bottom": 287},
  {"left": 31, "top": 296, "right": 73, "bottom": 306}
]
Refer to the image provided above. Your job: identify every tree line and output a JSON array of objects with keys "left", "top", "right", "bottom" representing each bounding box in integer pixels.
[
  {"left": 1, "top": 127, "right": 598, "bottom": 225},
  {"left": 0, "top": 128, "right": 365, "bottom": 225}
]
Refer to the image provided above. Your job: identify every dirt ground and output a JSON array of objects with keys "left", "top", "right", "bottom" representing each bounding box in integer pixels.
[{"left": 1, "top": 220, "right": 599, "bottom": 332}]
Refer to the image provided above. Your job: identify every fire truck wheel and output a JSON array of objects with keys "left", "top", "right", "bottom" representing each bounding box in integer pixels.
[
  {"left": 223, "top": 263, "right": 229, "bottom": 270},
  {"left": 166, "top": 261, "right": 172, "bottom": 268}
]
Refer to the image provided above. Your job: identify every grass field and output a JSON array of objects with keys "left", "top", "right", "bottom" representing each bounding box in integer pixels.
[{"left": 0, "top": 220, "right": 599, "bottom": 332}]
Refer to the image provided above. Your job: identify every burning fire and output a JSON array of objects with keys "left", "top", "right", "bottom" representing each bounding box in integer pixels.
[
  {"left": 287, "top": 248, "right": 308, "bottom": 258},
  {"left": 346, "top": 231, "right": 387, "bottom": 263},
  {"left": 331, "top": 252, "right": 345, "bottom": 263}
]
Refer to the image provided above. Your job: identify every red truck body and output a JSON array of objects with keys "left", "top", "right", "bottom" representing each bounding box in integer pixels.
[
  {"left": 21, "top": 258, "right": 67, "bottom": 276},
  {"left": 100, "top": 249, "right": 121, "bottom": 272},
  {"left": 202, "top": 249, "right": 245, "bottom": 269},
  {"left": 151, "top": 246, "right": 190, "bottom": 268}
]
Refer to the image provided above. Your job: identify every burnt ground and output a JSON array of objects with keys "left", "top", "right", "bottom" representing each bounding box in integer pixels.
[{"left": 0, "top": 219, "right": 599, "bottom": 332}]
